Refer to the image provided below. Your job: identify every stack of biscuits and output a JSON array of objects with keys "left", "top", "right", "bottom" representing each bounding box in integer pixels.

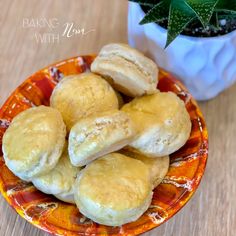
[{"left": 2, "top": 43, "right": 191, "bottom": 226}]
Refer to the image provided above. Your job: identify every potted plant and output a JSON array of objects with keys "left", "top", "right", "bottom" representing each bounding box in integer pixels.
[{"left": 128, "top": 0, "right": 236, "bottom": 100}]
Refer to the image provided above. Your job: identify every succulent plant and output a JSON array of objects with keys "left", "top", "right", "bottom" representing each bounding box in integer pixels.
[{"left": 130, "top": 0, "right": 236, "bottom": 47}]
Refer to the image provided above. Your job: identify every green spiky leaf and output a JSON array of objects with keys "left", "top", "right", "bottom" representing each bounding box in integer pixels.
[
  {"left": 186, "top": 0, "right": 219, "bottom": 27},
  {"left": 129, "top": 0, "right": 159, "bottom": 7},
  {"left": 140, "top": 0, "right": 170, "bottom": 24},
  {"left": 166, "top": 0, "right": 197, "bottom": 47},
  {"left": 218, "top": 12, "right": 236, "bottom": 20},
  {"left": 131, "top": 0, "right": 236, "bottom": 48},
  {"left": 216, "top": 0, "right": 236, "bottom": 13},
  {"left": 211, "top": 12, "right": 220, "bottom": 28}
]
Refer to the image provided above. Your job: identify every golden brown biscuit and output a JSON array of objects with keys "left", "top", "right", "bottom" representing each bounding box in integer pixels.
[
  {"left": 68, "top": 110, "right": 136, "bottom": 166},
  {"left": 74, "top": 153, "right": 153, "bottom": 226},
  {"left": 2, "top": 106, "right": 66, "bottom": 181},
  {"left": 50, "top": 73, "right": 119, "bottom": 130},
  {"left": 115, "top": 91, "right": 124, "bottom": 108},
  {"left": 32, "top": 142, "right": 79, "bottom": 203},
  {"left": 122, "top": 92, "right": 191, "bottom": 157},
  {"left": 54, "top": 189, "right": 75, "bottom": 204},
  {"left": 120, "top": 150, "right": 169, "bottom": 188},
  {"left": 91, "top": 43, "right": 158, "bottom": 97}
]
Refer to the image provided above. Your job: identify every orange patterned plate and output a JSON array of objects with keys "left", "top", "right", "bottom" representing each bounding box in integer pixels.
[{"left": 0, "top": 55, "right": 208, "bottom": 235}]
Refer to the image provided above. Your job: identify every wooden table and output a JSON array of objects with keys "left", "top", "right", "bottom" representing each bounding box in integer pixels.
[{"left": 0, "top": 0, "right": 235, "bottom": 235}]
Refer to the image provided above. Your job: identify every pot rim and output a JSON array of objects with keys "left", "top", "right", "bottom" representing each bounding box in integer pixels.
[{"left": 131, "top": 2, "right": 236, "bottom": 41}]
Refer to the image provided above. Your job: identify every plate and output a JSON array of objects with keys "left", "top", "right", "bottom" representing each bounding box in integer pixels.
[{"left": 0, "top": 55, "right": 208, "bottom": 235}]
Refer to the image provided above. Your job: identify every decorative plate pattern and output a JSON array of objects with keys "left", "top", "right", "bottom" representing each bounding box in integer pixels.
[{"left": 0, "top": 55, "right": 208, "bottom": 235}]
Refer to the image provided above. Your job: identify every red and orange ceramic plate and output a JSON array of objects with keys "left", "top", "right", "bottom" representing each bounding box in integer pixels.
[{"left": 0, "top": 55, "right": 208, "bottom": 235}]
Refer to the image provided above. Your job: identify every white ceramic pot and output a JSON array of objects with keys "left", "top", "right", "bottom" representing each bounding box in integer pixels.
[{"left": 128, "top": 2, "right": 236, "bottom": 100}]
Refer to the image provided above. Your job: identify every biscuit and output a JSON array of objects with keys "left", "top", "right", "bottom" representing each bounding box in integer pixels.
[
  {"left": 68, "top": 110, "right": 136, "bottom": 166},
  {"left": 74, "top": 153, "right": 153, "bottom": 226},
  {"left": 115, "top": 91, "right": 124, "bottom": 108},
  {"left": 50, "top": 73, "right": 119, "bottom": 130},
  {"left": 32, "top": 142, "right": 79, "bottom": 204},
  {"left": 2, "top": 106, "right": 66, "bottom": 181},
  {"left": 122, "top": 92, "right": 192, "bottom": 157},
  {"left": 120, "top": 150, "right": 169, "bottom": 188},
  {"left": 54, "top": 189, "right": 75, "bottom": 204},
  {"left": 91, "top": 43, "right": 158, "bottom": 97}
]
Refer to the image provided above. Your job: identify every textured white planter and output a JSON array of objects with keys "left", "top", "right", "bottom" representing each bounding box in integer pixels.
[{"left": 128, "top": 2, "right": 236, "bottom": 100}]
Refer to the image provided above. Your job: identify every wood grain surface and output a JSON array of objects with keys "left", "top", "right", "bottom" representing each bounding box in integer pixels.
[{"left": 0, "top": 0, "right": 235, "bottom": 236}]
